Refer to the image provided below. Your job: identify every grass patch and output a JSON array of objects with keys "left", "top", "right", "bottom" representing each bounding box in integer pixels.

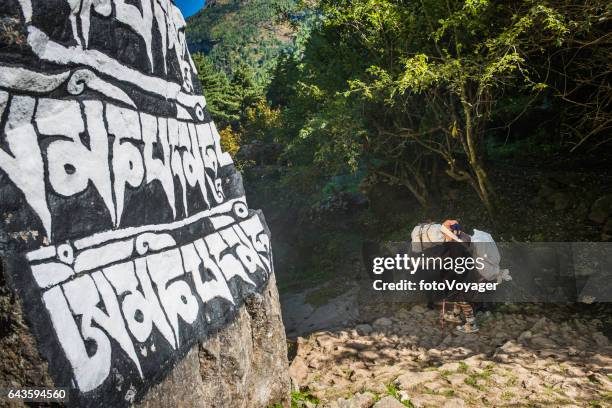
[
  {"left": 443, "top": 389, "right": 455, "bottom": 398},
  {"left": 479, "top": 367, "right": 494, "bottom": 381},
  {"left": 385, "top": 383, "right": 402, "bottom": 399},
  {"left": 464, "top": 375, "right": 485, "bottom": 391},
  {"left": 290, "top": 390, "right": 320, "bottom": 408},
  {"left": 601, "top": 391, "right": 612, "bottom": 401},
  {"left": 458, "top": 361, "right": 469, "bottom": 373},
  {"left": 463, "top": 394, "right": 480, "bottom": 405},
  {"left": 385, "top": 383, "right": 415, "bottom": 407},
  {"left": 505, "top": 374, "right": 518, "bottom": 387},
  {"left": 342, "top": 368, "right": 355, "bottom": 379},
  {"left": 542, "top": 384, "right": 555, "bottom": 397},
  {"left": 464, "top": 367, "right": 494, "bottom": 391},
  {"left": 501, "top": 391, "right": 515, "bottom": 400}
]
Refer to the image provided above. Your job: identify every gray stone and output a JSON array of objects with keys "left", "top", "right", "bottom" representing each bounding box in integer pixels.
[
  {"left": 140, "top": 274, "right": 290, "bottom": 407},
  {"left": 518, "top": 330, "right": 533, "bottom": 342},
  {"left": 281, "top": 284, "right": 360, "bottom": 337},
  {"left": 592, "top": 332, "right": 609, "bottom": 347},
  {"left": 373, "top": 317, "right": 393, "bottom": 328},
  {"left": 395, "top": 371, "right": 438, "bottom": 389},
  {"left": 289, "top": 358, "right": 310, "bottom": 383},
  {"left": 373, "top": 395, "right": 406, "bottom": 408},
  {"left": 410, "top": 304, "right": 428, "bottom": 315},
  {"left": 446, "top": 374, "right": 467, "bottom": 387},
  {"left": 347, "top": 392, "right": 376, "bottom": 408},
  {"left": 443, "top": 398, "right": 466, "bottom": 408},
  {"left": 356, "top": 324, "right": 374, "bottom": 335}
]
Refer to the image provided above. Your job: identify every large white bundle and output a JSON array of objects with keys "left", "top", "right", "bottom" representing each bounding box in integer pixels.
[
  {"left": 410, "top": 224, "right": 512, "bottom": 283},
  {"left": 471, "top": 229, "right": 511, "bottom": 283},
  {"left": 410, "top": 223, "right": 445, "bottom": 253}
]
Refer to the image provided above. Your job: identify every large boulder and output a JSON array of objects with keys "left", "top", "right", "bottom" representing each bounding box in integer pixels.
[{"left": 0, "top": 1, "right": 288, "bottom": 407}]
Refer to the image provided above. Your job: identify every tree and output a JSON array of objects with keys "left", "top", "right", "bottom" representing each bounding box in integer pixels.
[
  {"left": 318, "top": 0, "right": 571, "bottom": 216},
  {"left": 231, "top": 64, "right": 265, "bottom": 119},
  {"left": 536, "top": 1, "right": 612, "bottom": 152},
  {"left": 193, "top": 53, "right": 241, "bottom": 128},
  {"left": 240, "top": 99, "right": 282, "bottom": 143}
]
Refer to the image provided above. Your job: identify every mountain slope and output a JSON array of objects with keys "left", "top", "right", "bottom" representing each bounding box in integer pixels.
[{"left": 186, "top": 0, "right": 299, "bottom": 84}]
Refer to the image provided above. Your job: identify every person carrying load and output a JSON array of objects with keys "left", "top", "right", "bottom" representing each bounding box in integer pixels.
[{"left": 411, "top": 220, "right": 511, "bottom": 334}]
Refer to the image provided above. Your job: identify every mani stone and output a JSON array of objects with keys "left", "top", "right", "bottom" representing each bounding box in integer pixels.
[{"left": 0, "top": 1, "right": 289, "bottom": 407}]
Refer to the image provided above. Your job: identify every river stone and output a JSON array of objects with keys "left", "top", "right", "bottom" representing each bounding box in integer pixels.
[{"left": 0, "top": 2, "right": 289, "bottom": 407}]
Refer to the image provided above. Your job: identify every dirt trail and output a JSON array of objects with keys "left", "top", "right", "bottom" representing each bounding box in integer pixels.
[{"left": 288, "top": 304, "right": 612, "bottom": 407}]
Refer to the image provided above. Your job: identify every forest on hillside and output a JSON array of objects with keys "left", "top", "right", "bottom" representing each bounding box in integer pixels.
[
  {"left": 188, "top": 0, "right": 612, "bottom": 289},
  {"left": 187, "top": 0, "right": 303, "bottom": 83}
]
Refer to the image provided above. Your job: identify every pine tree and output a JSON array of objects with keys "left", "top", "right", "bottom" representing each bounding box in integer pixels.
[{"left": 193, "top": 53, "right": 241, "bottom": 128}]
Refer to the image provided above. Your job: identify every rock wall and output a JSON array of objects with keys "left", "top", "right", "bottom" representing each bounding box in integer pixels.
[
  {"left": 0, "top": 1, "right": 288, "bottom": 406},
  {"left": 141, "top": 274, "right": 289, "bottom": 408}
]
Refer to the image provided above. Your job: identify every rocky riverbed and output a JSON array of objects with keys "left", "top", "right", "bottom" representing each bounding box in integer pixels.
[{"left": 287, "top": 303, "right": 612, "bottom": 407}]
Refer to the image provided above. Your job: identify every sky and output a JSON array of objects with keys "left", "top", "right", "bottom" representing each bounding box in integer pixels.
[{"left": 175, "top": 0, "right": 206, "bottom": 18}]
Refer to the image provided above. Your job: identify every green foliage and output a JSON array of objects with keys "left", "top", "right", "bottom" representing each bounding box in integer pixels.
[
  {"left": 385, "top": 383, "right": 415, "bottom": 407},
  {"left": 315, "top": 0, "right": 582, "bottom": 213},
  {"left": 231, "top": 64, "right": 264, "bottom": 113},
  {"left": 194, "top": 52, "right": 267, "bottom": 134},
  {"left": 190, "top": 0, "right": 612, "bottom": 288},
  {"left": 187, "top": 0, "right": 306, "bottom": 85},
  {"left": 193, "top": 53, "right": 240, "bottom": 128},
  {"left": 241, "top": 99, "right": 282, "bottom": 143},
  {"left": 321, "top": 171, "right": 365, "bottom": 195},
  {"left": 218, "top": 126, "right": 241, "bottom": 157},
  {"left": 290, "top": 390, "right": 319, "bottom": 407}
]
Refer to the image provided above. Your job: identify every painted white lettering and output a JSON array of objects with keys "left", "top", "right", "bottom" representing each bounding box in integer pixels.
[
  {"left": 145, "top": 249, "right": 199, "bottom": 345},
  {"left": 0, "top": 95, "right": 51, "bottom": 236},
  {"left": 104, "top": 261, "right": 177, "bottom": 349},
  {"left": 142, "top": 114, "right": 176, "bottom": 217},
  {"left": 204, "top": 233, "right": 255, "bottom": 286},
  {"left": 107, "top": 104, "right": 145, "bottom": 224},
  {"left": 43, "top": 285, "right": 111, "bottom": 392},
  {"left": 63, "top": 274, "right": 143, "bottom": 380},
  {"left": 180, "top": 240, "right": 234, "bottom": 305}
]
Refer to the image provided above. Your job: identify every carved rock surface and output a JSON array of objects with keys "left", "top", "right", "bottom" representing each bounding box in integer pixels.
[{"left": 0, "top": 1, "right": 288, "bottom": 407}]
